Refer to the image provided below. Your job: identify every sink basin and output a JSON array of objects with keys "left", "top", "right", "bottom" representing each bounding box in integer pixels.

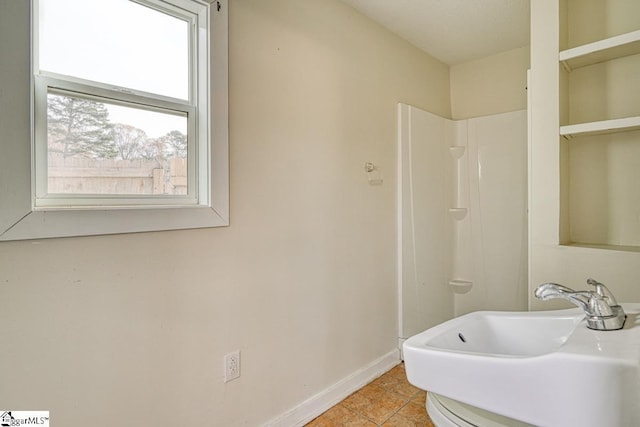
[
  {"left": 424, "top": 310, "right": 583, "bottom": 357},
  {"left": 403, "top": 304, "right": 640, "bottom": 427}
]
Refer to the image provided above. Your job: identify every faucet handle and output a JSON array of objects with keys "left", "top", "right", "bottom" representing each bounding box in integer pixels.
[
  {"left": 587, "top": 278, "right": 619, "bottom": 306},
  {"left": 586, "top": 292, "right": 614, "bottom": 317}
]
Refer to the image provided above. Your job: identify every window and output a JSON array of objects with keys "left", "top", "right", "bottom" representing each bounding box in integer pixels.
[
  {"left": 35, "top": 0, "right": 200, "bottom": 207},
  {"left": 0, "top": 0, "right": 228, "bottom": 240}
]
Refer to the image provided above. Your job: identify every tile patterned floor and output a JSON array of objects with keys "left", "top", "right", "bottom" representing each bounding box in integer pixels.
[{"left": 305, "top": 363, "right": 435, "bottom": 427}]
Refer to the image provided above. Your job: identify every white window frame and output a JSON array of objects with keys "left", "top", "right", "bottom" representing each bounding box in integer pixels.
[{"left": 0, "top": 0, "right": 228, "bottom": 241}]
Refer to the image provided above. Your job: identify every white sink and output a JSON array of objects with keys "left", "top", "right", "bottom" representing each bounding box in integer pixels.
[
  {"left": 403, "top": 304, "right": 640, "bottom": 427},
  {"left": 423, "top": 310, "right": 583, "bottom": 357}
]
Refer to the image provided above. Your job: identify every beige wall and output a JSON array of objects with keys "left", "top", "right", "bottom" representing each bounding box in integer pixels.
[
  {"left": 450, "top": 46, "right": 530, "bottom": 120},
  {"left": 0, "top": 0, "right": 449, "bottom": 426}
]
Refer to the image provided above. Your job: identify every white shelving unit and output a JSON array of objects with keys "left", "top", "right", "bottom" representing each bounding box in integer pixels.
[
  {"left": 559, "top": 9, "right": 640, "bottom": 250},
  {"left": 560, "top": 30, "right": 640, "bottom": 139}
]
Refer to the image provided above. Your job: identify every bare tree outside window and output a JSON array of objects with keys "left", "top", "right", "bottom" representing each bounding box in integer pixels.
[{"left": 111, "top": 123, "right": 148, "bottom": 160}]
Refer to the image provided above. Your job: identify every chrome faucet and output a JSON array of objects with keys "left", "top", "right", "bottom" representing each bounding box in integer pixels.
[{"left": 535, "top": 278, "right": 626, "bottom": 331}]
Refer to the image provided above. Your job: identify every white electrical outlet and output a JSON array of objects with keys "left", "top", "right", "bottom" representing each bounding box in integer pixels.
[{"left": 224, "top": 350, "right": 241, "bottom": 383}]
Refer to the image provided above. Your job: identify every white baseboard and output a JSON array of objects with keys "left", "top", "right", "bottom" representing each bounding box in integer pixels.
[{"left": 263, "top": 349, "right": 401, "bottom": 427}]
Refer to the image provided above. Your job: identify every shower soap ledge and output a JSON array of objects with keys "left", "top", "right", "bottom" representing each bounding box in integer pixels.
[
  {"left": 449, "top": 280, "right": 472, "bottom": 294},
  {"left": 449, "top": 146, "right": 466, "bottom": 159},
  {"left": 449, "top": 208, "right": 468, "bottom": 221}
]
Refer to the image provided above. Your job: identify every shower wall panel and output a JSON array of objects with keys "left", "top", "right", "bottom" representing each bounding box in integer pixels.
[
  {"left": 398, "top": 104, "right": 454, "bottom": 339},
  {"left": 399, "top": 105, "right": 527, "bottom": 339},
  {"left": 454, "top": 110, "right": 528, "bottom": 316}
]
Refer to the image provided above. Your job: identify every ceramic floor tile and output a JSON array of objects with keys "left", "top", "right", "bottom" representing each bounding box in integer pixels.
[
  {"left": 381, "top": 413, "right": 426, "bottom": 427},
  {"left": 396, "top": 402, "right": 430, "bottom": 423},
  {"left": 411, "top": 390, "right": 427, "bottom": 406},
  {"left": 307, "top": 404, "right": 376, "bottom": 426},
  {"left": 305, "top": 363, "right": 434, "bottom": 427},
  {"left": 386, "top": 364, "right": 407, "bottom": 379},
  {"left": 305, "top": 414, "right": 335, "bottom": 427},
  {"left": 358, "top": 390, "right": 408, "bottom": 424},
  {"left": 341, "top": 391, "right": 372, "bottom": 414},
  {"left": 380, "top": 377, "right": 421, "bottom": 398},
  {"left": 372, "top": 372, "right": 398, "bottom": 389},
  {"left": 358, "top": 383, "right": 392, "bottom": 401},
  {"left": 343, "top": 417, "right": 379, "bottom": 427}
]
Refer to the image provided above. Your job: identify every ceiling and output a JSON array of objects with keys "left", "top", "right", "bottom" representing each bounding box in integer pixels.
[{"left": 340, "top": 0, "right": 530, "bottom": 66}]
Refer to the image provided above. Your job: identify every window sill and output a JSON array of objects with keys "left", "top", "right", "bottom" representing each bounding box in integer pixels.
[{"left": 1, "top": 205, "right": 228, "bottom": 241}]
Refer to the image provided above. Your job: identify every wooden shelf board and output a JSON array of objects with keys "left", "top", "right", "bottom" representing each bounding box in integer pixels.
[
  {"left": 560, "top": 30, "right": 640, "bottom": 71},
  {"left": 562, "top": 242, "right": 640, "bottom": 253},
  {"left": 560, "top": 116, "right": 640, "bottom": 139}
]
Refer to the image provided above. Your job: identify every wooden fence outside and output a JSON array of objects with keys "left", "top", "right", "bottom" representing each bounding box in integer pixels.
[{"left": 47, "top": 154, "right": 187, "bottom": 195}]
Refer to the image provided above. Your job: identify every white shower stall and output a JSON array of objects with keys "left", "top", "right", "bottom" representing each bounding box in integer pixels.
[{"left": 398, "top": 104, "right": 528, "bottom": 340}]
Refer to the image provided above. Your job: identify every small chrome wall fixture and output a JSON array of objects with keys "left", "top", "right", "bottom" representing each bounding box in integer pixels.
[{"left": 365, "top": 162, "right": 383, "bottom": 185}]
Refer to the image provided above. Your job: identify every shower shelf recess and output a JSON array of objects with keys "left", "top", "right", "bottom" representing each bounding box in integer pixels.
[
  {"left": 449, "top": 280, "right": 472, "bottom": 294},
  {"left": 448, "top": 208, "right": 468, "bottom": 221},
  {"left": 449, "top": 146, "right": 465, "bottom": 159},
  {"left": 559, "top": 30, "right": 640, "bottom": 139}
]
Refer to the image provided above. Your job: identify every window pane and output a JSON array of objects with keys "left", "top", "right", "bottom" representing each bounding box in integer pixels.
[
  {"left": 39, "top": 0, "right": 190, "bottom": 100},
  {"left": 47, "top": 91, "right": 188, "bottom": 196}
]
